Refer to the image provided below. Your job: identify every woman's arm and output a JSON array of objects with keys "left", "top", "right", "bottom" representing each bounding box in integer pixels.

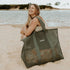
[{"left": 23, "top": 18, "right": 38, "bottom": 36}]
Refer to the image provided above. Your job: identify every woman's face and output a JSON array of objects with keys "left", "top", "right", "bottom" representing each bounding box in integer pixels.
[{"left": 28, "top": 5, "right": 37, "bottom": 16}]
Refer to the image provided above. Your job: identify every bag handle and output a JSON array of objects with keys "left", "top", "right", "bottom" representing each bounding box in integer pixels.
[
  {"left": 33, "top": 16, "right": 48, "bottom": 63},
  {"left": 33, "top": 16, "right": 57, "bottom": 61},
  {"left": 36, "top": 16, "right": 46, "bottom": 31}
]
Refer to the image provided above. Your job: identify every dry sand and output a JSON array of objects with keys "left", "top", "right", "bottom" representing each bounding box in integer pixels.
[{"left": 0, "top": 24, "right": 70, "bottom": 70}]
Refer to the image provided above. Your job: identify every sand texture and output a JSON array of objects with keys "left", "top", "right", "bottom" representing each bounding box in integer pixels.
[{"left": 0, "top": 24, "right": 70, "bottom": 70}]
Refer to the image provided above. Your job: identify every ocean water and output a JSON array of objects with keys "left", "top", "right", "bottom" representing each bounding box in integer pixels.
[{"left": 0, "top": 10, "right": 70, "bottom": 27}]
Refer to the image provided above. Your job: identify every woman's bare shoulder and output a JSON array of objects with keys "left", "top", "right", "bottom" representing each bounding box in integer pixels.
[{"left": 38, "top": 16, "right": 46, "bottom": 23}]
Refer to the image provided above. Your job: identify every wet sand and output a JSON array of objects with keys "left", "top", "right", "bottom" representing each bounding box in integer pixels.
[{"left": 0, "top": 24, "right": 70, "bottom": 70}]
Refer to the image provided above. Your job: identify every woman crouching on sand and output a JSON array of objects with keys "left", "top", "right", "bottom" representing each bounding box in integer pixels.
[{"left": 20, "top": 3, "right": 46, "bottom": 40}]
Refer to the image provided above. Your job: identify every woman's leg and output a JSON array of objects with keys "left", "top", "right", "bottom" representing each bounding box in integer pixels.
[
  {"left": 20, "top": 24, "right": 27, "bottom": 40},
  {"left": 20, "top": 24, "right": 26, "bottom": 34}
]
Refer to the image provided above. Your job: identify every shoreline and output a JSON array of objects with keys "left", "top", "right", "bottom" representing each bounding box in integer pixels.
[{"left": 0, "top": 24, "right": 70, "bottom": 29}]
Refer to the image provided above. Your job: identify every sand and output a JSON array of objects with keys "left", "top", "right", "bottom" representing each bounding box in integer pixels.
[{"left": 0, "top": 24, "right": 70, "bottom": 70}]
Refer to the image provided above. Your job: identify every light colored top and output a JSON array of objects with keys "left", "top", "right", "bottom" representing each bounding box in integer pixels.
[
  {"left": 28, "top": 21, "right": 43, "bottom": 32},
  {"left": 35, "top": 25, "right": 43, "bottom": 32}
]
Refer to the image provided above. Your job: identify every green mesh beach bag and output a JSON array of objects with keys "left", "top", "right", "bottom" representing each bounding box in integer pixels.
[{"left": 21, "top": 16, "right": 64, "bottom": 68}]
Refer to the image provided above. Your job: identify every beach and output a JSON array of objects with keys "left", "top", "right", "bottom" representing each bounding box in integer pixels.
[{"left": 0, "top": 24, "right": 70, "bottom": 70}]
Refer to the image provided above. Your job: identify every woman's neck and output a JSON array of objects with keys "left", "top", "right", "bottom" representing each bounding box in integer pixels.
[{"left": 31, "top": 15, "right": 37, "bottom": 19}]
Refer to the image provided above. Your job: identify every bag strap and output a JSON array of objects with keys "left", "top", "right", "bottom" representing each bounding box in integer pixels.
[
  {"left": 36, "top": 16, "right": 56, "bottom": 59},
  {"left": 33, "top": 34, "right": 41, "bottom": 64},
  {"left": 33, "top": 16, "right": 46, "bottom": 63},
  {"left": 33, "top": 16, "right": 56, "bottom": 61},
  {"left": 33, "top": 16, "right": 47, "bottom": 63},
  {"left": 36, "top": 16, "right": 46, "bottom": 31}
]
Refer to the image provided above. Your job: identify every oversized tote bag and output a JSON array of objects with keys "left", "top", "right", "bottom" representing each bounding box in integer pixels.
[{"left": 21, "top": 16, "right": 64, "bottom": 68}]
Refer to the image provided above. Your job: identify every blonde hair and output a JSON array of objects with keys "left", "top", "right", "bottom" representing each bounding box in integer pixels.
[{"left": 25, "top": 3, "right": 40, "bottom": 27}]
